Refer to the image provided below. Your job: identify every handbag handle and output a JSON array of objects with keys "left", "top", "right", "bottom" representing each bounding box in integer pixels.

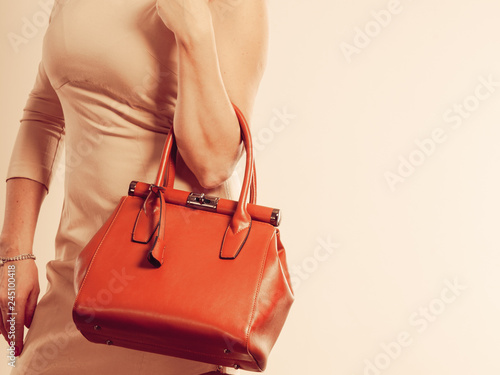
[
  {"left": 153, "top": 104, "right": 256, "bottom": 259},
  {"left": 154, "top": 105, "right": 257, "bottom": 204}
]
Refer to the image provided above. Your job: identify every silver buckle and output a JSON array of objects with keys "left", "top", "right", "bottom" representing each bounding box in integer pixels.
[{"left": 186, "top": 193, "right": 219, "bottom": 211}]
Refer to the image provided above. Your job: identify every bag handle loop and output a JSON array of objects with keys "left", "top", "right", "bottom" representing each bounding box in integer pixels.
[
  {"left": 151, "top": 104, "right": 256, "bottom": 261},
  {"left": 154, "top": 105, "right": 257, "bottom": 204}
]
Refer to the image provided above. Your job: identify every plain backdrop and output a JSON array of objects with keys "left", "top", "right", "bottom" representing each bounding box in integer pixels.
[{"left": 2, "top": 1, "right": 500, "bottom": 374}]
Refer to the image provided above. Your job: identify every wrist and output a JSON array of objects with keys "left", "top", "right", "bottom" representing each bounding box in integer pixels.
[
  {"left": 0, "top": 235, "right": 33, "bottom": 257},
  {"left": 0, "top": 253, "right": 36, "bottom": 267}
]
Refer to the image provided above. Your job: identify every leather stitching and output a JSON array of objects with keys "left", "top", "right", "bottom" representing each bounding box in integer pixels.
[
  {"left": 132, "top": 208, "right": 152, "bottom": 244},
  {"left": 219, "top": 220, "right": 252, "bottom": 260}
]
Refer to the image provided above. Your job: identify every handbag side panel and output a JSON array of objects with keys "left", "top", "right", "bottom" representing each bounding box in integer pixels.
[
  {"left": 246, "top": 230, "right": 295, "bottom": 370},
  {"left": 73, "top": 196, "right": 129, "bottom": 295}
]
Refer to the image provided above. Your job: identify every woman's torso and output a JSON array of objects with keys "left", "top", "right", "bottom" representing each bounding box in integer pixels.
[{"left": 44, "top": 0, "right": 239, "bottom": 259}]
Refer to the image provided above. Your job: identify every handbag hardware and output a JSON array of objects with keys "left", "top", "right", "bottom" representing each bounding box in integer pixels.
[
  {"left": 186, "top": 192, "right": 220, "bottom": 211},
  {"left": 270, "top": 208, "right": 281, "bottom": 227},
  {"left": 128, "top": 180, "right": 282, "bottom": 227}
]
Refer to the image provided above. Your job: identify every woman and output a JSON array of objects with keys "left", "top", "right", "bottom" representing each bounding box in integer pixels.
[{"left": 0, "top": 0, "right": 268, "bottom": 373}]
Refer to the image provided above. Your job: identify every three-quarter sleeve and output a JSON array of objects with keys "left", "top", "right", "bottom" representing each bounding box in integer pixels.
[{"left": 6, "top": 61, "right": 65, "bottom": 191}]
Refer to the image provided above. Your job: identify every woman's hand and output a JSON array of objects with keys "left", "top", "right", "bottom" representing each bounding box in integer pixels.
[
  {"left": 0, "top": 178, "right": 46, "bottom": 356},
  {"left": 156, "top": 0, "right": 213, "bottom": 43},
  {"left": 0, "top": 247, "right": 40, "bottom": 357}
]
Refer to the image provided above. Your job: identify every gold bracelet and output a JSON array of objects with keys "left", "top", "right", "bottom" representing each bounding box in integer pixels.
[{"left": 0, "top": 253, "right": 36, "bottom": 266}]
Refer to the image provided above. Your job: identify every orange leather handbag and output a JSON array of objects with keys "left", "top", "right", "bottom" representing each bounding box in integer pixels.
[{"left": 72, "top": 105, "right": 294, "bottom": 373}]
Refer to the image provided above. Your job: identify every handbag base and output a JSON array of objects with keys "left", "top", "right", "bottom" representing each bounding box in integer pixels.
[{"left": 75, "top": 316, "right": 262, "bottom": 371}]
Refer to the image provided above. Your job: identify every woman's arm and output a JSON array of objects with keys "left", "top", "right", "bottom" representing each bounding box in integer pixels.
[
  {"left": 0, "top": 178, "right": 45, "bottom": 355},
  {"left": 156, "top": 0, "right": 268, "bottom": 189}
]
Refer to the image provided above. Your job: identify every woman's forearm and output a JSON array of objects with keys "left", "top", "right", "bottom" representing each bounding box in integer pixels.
[
  {"left": 173, "top": 27, "right": 242, "bottom": 190},
  {"left": 0, "top": 178, "right": 47, "bottom": 256},
  {"left": 155, "top": 0, "right": 268, "bottom": 189}
]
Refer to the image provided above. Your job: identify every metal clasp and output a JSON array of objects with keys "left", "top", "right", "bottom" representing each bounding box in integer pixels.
[
  {"left": 270, "top": 208, "right": 281, "bottom": 227},
  {"left": 186, "top": 193, "right": 219, "bottom": 211}
]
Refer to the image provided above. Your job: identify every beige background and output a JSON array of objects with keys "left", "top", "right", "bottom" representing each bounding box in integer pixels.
[{"left": 2, "top": 0, "right": 500, "bottom": 374}]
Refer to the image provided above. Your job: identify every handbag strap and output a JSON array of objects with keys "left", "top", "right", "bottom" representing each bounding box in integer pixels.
[
  {"left": 146, "top": 104, "right": 258, "bottom": 266},
  {"left": 218, "top": 104, "right": 254, "bottom": 259},
  {"left": 155, "top": 104, "right": 257, "bottom": 204}
]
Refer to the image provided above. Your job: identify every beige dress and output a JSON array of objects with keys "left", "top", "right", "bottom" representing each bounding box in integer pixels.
[{"left": 7, "top": 0, "right": 240, "bottom": 373}]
